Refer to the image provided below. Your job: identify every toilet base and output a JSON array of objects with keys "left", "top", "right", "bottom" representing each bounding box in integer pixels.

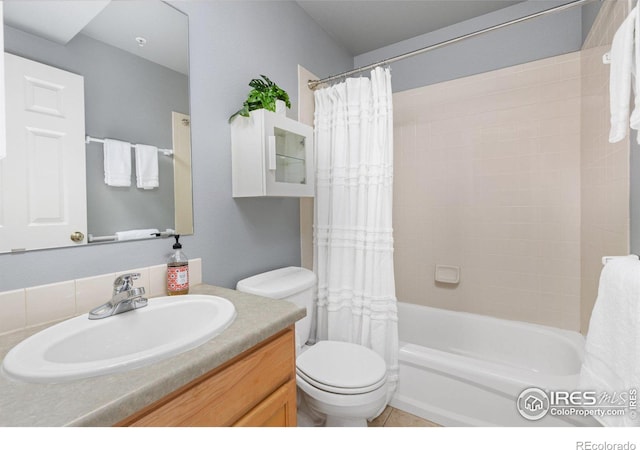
[
  {"left": 296, "top": 390, "right": 326, "bottom": 427},
  {"left": 325, "top": 416, "right": 367, "bottom": 427},
  {"left": 296, "top": 379, "right": 387, "bottom": 427},
  {"left": 296, "top": 399, "right": 368, "bottom": 427}
]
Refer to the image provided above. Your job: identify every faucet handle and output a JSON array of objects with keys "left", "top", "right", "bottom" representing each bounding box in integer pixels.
[{"left": 113, "top": 273, "right": 140, "bottom": 292}]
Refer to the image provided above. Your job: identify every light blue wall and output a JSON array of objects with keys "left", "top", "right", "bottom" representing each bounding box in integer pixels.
[
  {"left": 353, "top": 1, "right": 585, "bottom": 93},
  {"left": 0, "top": 1, "right": 352, "bottom": 291}
]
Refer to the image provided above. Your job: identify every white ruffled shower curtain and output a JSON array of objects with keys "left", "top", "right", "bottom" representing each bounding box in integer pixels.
[{"left": 313, "top": 67, "right": 398, "bottom": 402}]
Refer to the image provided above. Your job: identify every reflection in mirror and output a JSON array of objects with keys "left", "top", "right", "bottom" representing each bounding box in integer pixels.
[{"left": 1, "top": 0, "right": 192, "bottom": 253}]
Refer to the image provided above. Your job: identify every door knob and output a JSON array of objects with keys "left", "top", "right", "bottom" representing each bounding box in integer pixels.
[{"left": 70, "top": 231, "right": 85, "bottom": 242}]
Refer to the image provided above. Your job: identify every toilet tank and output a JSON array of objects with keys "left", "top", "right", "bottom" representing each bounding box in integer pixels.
[{"left": 236, "top": 267, "right": 316, "bottom": 349}]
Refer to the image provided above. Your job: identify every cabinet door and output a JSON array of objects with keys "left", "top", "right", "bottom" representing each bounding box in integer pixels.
[
  {"left": 264, "top": 112, "right": 314, "bottom": 197},
  {"left": 233, "top": 379, "right": 297, "bottom": 427},
  {"left": 1, "top": 53, "right": 86, "bottom": 252},
  {"left": 123, "top": 328, "right": 295, "bottom": 427}
]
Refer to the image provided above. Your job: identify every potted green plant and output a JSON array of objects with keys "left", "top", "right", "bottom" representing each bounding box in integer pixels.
[{"left": 228, "top": 75, "right": 291, "bottom": 123}]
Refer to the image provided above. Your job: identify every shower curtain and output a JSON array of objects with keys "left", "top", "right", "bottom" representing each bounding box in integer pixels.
[{"left": 313, "top": 67, "right": 398, "bottom": 403}]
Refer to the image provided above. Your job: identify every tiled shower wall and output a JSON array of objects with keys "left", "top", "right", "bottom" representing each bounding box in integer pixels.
[
  {"left": 393, "top": 53, "right": 583, "bottom": 331},
  {"left": 393, "top": 0, "right": 632, "bottom": 333},
  {"left": 580, "top": 0, "right": 630, "bottom": 333}
]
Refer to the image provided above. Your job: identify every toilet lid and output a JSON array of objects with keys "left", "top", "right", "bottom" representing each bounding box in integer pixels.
[{"left": 296, "top": 341, "right": 387, "bottom": 394}]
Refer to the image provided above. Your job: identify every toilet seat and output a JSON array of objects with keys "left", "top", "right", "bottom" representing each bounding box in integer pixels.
[{"left": 296, "top": 341, "right": 387, "bottom": 395}]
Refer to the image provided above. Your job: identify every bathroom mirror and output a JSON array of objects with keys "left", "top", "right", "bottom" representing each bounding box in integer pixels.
[{"left": 1, "top": 0, "right": 192, "bottom": 252}]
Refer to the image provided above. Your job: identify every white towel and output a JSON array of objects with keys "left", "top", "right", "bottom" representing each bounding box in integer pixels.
[
  {"left": 609, "top": 7, "right": 637, "bottom": 143},
  {"left": 115, "top": 228, "right": 159, "bottom": 241},
  {"left": 601, "top": 254, "right": 639, "bottom": 266},
  {"left": 578, "top": 257, "right": 640, "bottom": 426},
  {"left": 103, "top": 138, "right": 132, "bottom": 187},
  {"left": 630, "top": 7, "right": 640, "bottom": 139},
  {"left": 135, "top": 144, "right": 159, "bottom": 189}
]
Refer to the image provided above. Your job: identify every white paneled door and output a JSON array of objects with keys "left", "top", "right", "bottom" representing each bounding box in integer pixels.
[{"left": 1, "top": 53, "right": 86, "bottom": 253}]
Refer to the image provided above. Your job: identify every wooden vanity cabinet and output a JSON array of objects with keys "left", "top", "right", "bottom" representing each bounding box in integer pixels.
[{"left": 117, "top": 326, "right": 297, "bottom": 427}]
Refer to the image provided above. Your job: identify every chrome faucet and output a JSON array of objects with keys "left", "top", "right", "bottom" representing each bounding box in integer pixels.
[{"left": 88, "top": 273, "right": 148, "bottom": 320}]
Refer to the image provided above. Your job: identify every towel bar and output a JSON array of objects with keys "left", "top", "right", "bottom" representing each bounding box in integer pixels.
[
  {"left": 85, "top": 135, "right": 173, "bottom": 156},
  {"left": 88, "top": 229, "right": 176, "bottom": 243}
]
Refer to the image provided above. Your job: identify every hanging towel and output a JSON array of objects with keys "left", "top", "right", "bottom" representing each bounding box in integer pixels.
[
  {"left": 135, "top": 144, "right": 159, "bottom": 189},
  {"left": 115, "top": 228, "right": 159, "bottom": 241},
  {"left": 609, "top": 7, "right": 637, "bottom": 143},
  {"left": 630, "top": 6, "right": 640, "bottom": 141},
  {"left": 103, "top": 138, "right": 132, "bottom": 187},
  {"left": 578, "top": 257, "right": 640, "bottom": 427}
]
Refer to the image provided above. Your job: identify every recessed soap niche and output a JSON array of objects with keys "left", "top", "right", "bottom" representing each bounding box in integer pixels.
[{"left": 435, "top": 265, "right": 460, "bottom": 285}]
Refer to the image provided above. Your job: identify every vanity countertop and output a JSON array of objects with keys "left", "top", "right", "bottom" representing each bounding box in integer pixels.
[{"left": 0, "top": 284, "right": 305, "bottom": 426}]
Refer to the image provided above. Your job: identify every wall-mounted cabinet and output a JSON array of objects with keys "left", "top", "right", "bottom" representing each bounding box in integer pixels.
[{"left": 231, "top": 109, "right": 314, "bottom": 197}]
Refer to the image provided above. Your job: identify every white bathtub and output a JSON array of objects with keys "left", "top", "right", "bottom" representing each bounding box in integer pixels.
[{"left": 389, "top": 302, "right": 599, "bottom": 427}]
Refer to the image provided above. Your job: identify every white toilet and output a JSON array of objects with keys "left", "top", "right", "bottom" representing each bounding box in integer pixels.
[{"left": 236, "top": 266, "right": 388, "bottom": 427}]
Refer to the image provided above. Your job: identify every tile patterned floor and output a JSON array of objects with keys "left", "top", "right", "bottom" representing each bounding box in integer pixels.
[{"left": 368, "top": 406, "right": 441, "bottom": 427}]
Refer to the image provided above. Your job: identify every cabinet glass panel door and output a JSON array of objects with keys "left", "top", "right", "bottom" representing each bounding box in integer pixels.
[
  {"left": 274, "top": 127, "right": 306, "bottom": 184},
  {"left": 263, "top": 111, "right": 314, "bottom": 197}
]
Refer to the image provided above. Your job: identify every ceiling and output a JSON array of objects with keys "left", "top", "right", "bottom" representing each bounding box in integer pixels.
[
  {"left": 4, "top": 1, "right": 566, "bottom": 72},
  {"left": 3, "top": 1, "right": 189, "bottom": 75},
  {"left": 81, "top": 1, "right": 188, "bottom": 75},
  {"left": 296, "top": 0, "right": 525, "bottom": 55},
  {"left": 3, "top": 1, "right": 110, "bottom": 45}
]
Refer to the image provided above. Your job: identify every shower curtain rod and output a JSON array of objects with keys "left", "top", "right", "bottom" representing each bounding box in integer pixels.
[{"left": 307, "top": 0, "right": 601, "bottom": 90}]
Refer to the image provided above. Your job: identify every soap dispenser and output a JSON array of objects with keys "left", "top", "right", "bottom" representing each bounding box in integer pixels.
[{"left": 167, "top": 235, "right": 189, "bottom": 295}]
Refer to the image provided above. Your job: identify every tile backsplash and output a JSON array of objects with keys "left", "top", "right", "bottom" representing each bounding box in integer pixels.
[{"left": 0, "top": 258, "right": 202, "bottom": 336}]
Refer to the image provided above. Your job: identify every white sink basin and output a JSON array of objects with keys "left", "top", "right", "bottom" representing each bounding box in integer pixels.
[{"left": 2, "top": 294, "right": 236, "bottom": 383}]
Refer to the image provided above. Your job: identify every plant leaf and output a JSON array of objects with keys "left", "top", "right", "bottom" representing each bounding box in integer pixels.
[{"left": 233, "top": 74, "right": 291, "bottom": 119}]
